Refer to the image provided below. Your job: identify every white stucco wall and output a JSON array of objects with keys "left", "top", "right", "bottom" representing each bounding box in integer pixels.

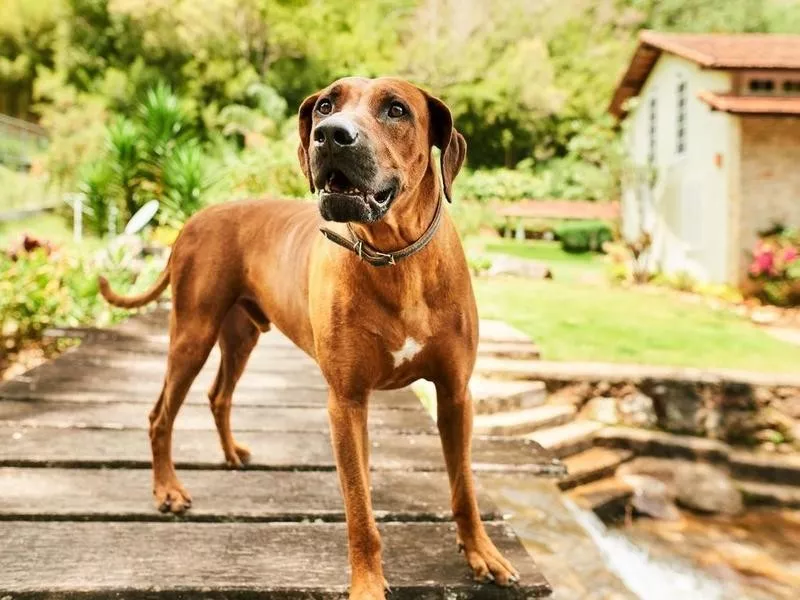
[{"left": 622, "top": 55, "right": 735, "bottom": 283}]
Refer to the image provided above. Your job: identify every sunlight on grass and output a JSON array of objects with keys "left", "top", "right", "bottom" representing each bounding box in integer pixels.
[{"left": 474, "top": 276, "right": 800, "bottom": 373}]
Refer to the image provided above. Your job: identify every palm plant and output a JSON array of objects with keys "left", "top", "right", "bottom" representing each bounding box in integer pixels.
[
  {"left": 77, "top": 160, "right": 118, "bottom": 237},
  {"left": 106, "top": 118, "right": 143, "bottom": 219},
  {"left": 160, "top": 141, "right": 212, "bottom": 227}
]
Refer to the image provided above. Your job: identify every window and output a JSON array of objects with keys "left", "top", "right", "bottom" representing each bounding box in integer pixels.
[
  {"left": 748, "top": 78, "right": 775, "bottom": 94},
  {"left": 783, "top": 80, "right": 800, "bottom": 94},
  {"left": 676, "top": 81, "right": 687, "bottom": 155},
  {"left": 648, "top": 96, "right": 657, "bottom": 166}
]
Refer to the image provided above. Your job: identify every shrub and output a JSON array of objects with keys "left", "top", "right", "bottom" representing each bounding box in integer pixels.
[
  {"left": 555, "top": 220, "right": 613, "bottom": 253},
  {"left": 457, "top": 168, "right": 546, "bottom": 203},
  {"left": 746, "top": 229, "right": 800, "bottom": 306},
  {"left": 0, "top": 235, "right": 165, "bottom": 351}
]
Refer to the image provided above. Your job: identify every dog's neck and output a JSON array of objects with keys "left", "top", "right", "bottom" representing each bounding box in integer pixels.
[{"left": 348, "top": 165, "right": 440, "bottom": 253}]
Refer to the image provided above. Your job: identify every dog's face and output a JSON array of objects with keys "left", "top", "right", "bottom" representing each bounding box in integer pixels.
[{"left": 297, "top": 77, "right": 466, "bottom": 223}]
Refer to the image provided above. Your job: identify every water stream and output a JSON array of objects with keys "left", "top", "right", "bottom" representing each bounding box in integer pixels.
[{"left": 485, "top": 475, "right": 800, "bottom": 600}]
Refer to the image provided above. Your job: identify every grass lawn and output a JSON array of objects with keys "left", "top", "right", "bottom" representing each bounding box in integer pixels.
[
  {"left": 0, "top": 213, "right": 75, "bottom": 247},
  {"left": 482, "top": 238, "right": 605, "bottom": 283},
  {"left": 472, "top": 239, "right": 800, "bottom": 373}
]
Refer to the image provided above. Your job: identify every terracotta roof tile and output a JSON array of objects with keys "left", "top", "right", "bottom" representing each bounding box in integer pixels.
[
  {"left": 698, "top": 90, "right": 800, "bottom": 115},
  {"left": 640, "top": 31, "right": 800, "bottom": 69},
  {"left": 609, "top": 31, "right": 800, "bottom": 119}
]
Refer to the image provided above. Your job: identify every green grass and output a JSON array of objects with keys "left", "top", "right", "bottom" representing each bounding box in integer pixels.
[
  {"left": 473, "top": 239, "right": 800, "bottom": 372},
  {"left": 481, "top": 238, "right": 605, "bottom": 283},
  {"left": 0, "top": 213, "right": 75, "bottom": 247}
]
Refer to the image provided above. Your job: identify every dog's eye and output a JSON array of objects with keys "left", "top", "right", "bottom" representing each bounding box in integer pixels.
[
  {"left": 317, "top": 99, "right": 333, "bottom": 115},
  {"left": 387, "top": 101, "right": 406, "bottom": 118}
]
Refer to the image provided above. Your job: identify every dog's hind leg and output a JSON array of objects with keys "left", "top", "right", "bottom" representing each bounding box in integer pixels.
[
  {"left": 150, "top": 309, "right": 221, "bottom": 514},
  {"left": 208, "top": 303, "right": 262, "bottom": 468}
]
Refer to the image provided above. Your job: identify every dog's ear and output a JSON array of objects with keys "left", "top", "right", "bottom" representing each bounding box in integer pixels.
[
  {"left": 297, "top": 92, "right": 320, "bottom": 193},
  {"left": 426, "top": 94, "right": 467, "bottom": 203}
]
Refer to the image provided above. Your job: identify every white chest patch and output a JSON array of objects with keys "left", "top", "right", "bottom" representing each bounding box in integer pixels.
[{"left": 391, "top": 337, "right": 423, "bottom": 367}]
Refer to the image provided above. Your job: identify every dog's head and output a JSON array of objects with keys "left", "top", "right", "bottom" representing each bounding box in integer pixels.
[{"left": 297, "top": 77, "right": 466, "bottom": 223}]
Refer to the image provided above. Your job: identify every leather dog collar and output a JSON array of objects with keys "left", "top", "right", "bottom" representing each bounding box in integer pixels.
[{"left": 319, "top": 198, "right": 444, "bottom": 267}]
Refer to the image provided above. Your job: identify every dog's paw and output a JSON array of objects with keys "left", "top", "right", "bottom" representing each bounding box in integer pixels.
[
  {"left": 459, "top": 533, "right": 519, "bottom": 586},
  {"left": 224, "top": 443, "right": 252, "bottom": 469},
  {"left": 154, "top": 481, "right": 192, "bottom": 514}
]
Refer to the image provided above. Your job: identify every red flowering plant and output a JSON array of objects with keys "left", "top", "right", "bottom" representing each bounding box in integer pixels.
[{"left": 747, "top": 228, "right": 800, "bottom": 306}]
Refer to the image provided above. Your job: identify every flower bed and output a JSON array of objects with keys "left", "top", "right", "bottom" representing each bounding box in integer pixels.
[{"left": 746, "top": 229, "right": 800, "bottom": 307}]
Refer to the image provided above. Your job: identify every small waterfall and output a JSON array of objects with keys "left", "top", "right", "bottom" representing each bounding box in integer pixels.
[{"left": 564, "top": 500, "right": 733, "bottom": 600}]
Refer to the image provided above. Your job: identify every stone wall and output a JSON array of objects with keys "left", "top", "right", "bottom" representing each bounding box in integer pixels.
[{"left": 545, "top": 374, "right": 800, "bottom": 452}]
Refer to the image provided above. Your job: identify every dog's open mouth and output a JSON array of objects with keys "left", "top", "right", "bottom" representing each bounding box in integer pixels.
[{"left": 320, "top": 169, "right": 396, "bottom": 206}]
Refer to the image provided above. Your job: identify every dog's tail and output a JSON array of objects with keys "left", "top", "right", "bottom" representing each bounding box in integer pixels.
[{"left": 98, "top": 257, "right": 171, "bottom": 309}]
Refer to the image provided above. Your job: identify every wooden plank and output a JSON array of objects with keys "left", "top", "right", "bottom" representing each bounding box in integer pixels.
[
  {"left": 0, "top": 386, "right": 421, "bottom": 410},
  {"left": 0, "top": 401, "right": 435, "bottom": 433},
  {"left": 0, "top": 521, "right": 551, "bottom": 598},
  {"left": 0, "top": 427, "right": 563, "bottom": 475},
  {"left": 0, "top": 467, "right": 499, "bottom": 522}
]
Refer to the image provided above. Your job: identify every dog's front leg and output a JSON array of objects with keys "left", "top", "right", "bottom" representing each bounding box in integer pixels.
[
  {"left": 328, "top": 389, "right": 385, "bottom": 600},
  {"left": 435, "top": 380, "right": 520, "bottom": 586}
]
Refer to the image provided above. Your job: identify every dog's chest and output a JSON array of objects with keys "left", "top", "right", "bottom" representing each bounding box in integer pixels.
[{"left": 390, "top": 337, "right": 424, "bottom": 367}]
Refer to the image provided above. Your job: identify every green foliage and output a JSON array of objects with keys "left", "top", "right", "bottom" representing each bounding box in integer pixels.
[
  {"left": 160, "top": 142, "right": 213, "bottom": 226},
  {"left": 77, "top": 160, "right": 116, "bottom": 236},
  {"left": 555, "top": 221, "right": 614, "bottom": 254},
  {"left": 76, "top": 84, "right": 214, "bottom": 233},
  {"left": 3, "top": 0, "right": 800, "bottom": 210},
  {"left": 0, "top": 166, "right": 58, "bottom": 210},
  {"left": 0, "top": 238, "right": 164, "bottom": 349}
]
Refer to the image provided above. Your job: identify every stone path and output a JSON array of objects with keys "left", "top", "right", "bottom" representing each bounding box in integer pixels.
[{"left": 0, "top": 309, "right": 561, "bottom": 598}]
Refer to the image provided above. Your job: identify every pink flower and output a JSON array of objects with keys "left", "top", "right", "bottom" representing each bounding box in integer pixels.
[
  {"left": 750, "top": 243, "right": 775, "bottom": 277},
  {"left": 784, "top": 246, "right": 798, "bottom": 264}
]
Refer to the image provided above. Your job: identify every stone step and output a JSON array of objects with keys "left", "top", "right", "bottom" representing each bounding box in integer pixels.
[
  {"left": 737, "top": 480, "right": 800, "bottom": 508},
  {"left": 477, "top": 341, "right": 540, "bottom": 360},
  {"left": 594, "top": 427, "right": 730, "bottom": 462},
  {"left": 730, "top": 451, "right": 800, "bottom": 487},
  {"left": 474, "top": 405, "right": 575, "bottom": 437},
  {"left": 567, "top": 477, "right": 633, "bottom": 523},
  {"left": 525, "top": 421, "right": 604, "bottom": 459},
  {"left": 558, "top": 448, "right": 634, "bottom": 491},
  {"left": 478, "top": 319, "right": 531, "bottom": 344},
  {"left": 471, "top": 378, "right": 547, "bottom": 415},
  {"left": 597, "top": 427, "right": 800, "bottom": 488}
]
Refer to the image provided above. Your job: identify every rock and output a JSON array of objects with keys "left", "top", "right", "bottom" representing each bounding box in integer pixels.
[
  {"left": 550, "top": 383, "right": 592, "bottom": 407},
  {"left": 581, "top": 397, "right": 619, "bottom": 425},
  {"left": 754, "top": 428, "right": 785, "bottom": 444},
  {"left": 617, "top": 393, "right": 657, "bottom": 428},
  {"left": 673, "top": 462, "right": 743, "bottom": 516},
  {"left": 656, "top": 385, "right": 707, "bottom": 435},
  {"left": 487, "top": 255, "right": 552, "bottom": 280},
  {"left": 618, "top": 457, "right": 743, "bottom": 516},
  {"left": 618, "top": 473, "right": 681, "bottom": 521},
  {"left": 754, "top": 387, "right": 774, "bottom": 407},
  {"left": 723, "top": 406, "right": 796, "bottom": 445},
  {"left": 750, "top": 307, "right": 780, "bottom": 325},
  {"left": 759, "top": 441, "right": 777, "bottom": 453}
]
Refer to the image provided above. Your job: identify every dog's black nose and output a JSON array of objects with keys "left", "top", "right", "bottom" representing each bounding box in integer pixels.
[{"left": 313, "top": 116, "right": 359, "bottom": 147}]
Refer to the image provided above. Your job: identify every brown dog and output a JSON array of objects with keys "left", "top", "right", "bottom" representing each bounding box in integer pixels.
[{"left": 99, "top": 77, "right": 519, "bottom": 597}]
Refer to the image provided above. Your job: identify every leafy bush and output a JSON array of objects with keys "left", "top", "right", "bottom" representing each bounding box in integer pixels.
[
  {"left": 0, "top": 166, "right": 59, "bottom": 211},
  {"left": 457, "top": 169, "right": 546, "bottom": 203},
  {"left": 77, "top": 84, "right": 211, "bottom": 235},
  {"left": 746, "top": 229, "right": 800, "bottom": 306},
  {"left": 0, "top": 235, "right": 165, "bottom": 351},
  {"left": 555, "top": 221, "right": 613, "bottom": 254}
]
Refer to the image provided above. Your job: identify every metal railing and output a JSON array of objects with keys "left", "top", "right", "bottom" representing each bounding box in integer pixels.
[{"left": 0, "top": 113, "right": 48, "bottom": 171}]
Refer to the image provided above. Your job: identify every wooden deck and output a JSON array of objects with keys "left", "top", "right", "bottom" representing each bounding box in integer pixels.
[{"left": 0, "top": 309, "right": 562, "bottom": 598}]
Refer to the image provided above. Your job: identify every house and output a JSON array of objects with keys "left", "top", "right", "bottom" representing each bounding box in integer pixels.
[{"left": 609, "top": 31, "right": 800, "bottom": 284}]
